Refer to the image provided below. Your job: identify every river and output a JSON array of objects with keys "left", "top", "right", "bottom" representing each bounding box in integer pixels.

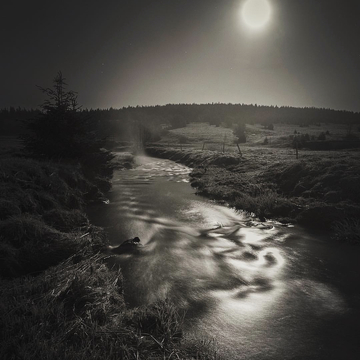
[{"left": 88, "top": 155, "right": 360, "bottom": 360}]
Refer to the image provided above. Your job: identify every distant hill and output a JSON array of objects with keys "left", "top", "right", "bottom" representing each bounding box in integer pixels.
[{"left": 2, "top": 103, "right": 359, "bottom": 138}]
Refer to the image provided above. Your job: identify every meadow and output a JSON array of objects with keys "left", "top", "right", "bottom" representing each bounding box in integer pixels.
[
  {"left": 160, "top": 121, "right": 355, "bottom": 150},
  {"left": 148, "top": 122, "right": 360, "bottom": 242}
]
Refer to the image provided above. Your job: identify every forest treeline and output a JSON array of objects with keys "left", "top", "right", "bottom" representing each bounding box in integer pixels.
[{"left": 1, "top": 103, "right": 360, "bottom": 139}]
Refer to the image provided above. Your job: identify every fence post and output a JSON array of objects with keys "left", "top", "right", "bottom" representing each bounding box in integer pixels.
[{"left": 236, "top": 143, "right": 242, "bottom": 157}]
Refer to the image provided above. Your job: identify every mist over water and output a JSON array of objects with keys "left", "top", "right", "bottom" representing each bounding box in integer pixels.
[{"left": 88, "top": 155, "right": 360, "bottom": 360}]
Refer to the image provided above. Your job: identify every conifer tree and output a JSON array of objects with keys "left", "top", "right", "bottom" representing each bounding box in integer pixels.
[{"left": 23, "top": 72, "right": 114, "bottom": 179}]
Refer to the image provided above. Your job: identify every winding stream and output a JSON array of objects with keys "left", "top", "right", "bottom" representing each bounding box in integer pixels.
[{"left": 88, "top": 155, "right": 360, "bottom": 360}]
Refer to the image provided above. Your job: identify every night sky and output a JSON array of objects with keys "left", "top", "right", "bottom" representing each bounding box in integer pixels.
[{"left": 2, "top": 0, "right": 360, "bottom": 111}]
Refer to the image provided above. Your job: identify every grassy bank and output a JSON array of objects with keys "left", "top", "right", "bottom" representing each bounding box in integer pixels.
[
  {"left": 0, "top": 254, "right": 216, "bottom": 359},
  {"left": 0, "top": 154, "right": 217, "bottom": 359},
  {"left": 146, "top": 146, "right": 360, "bottom": 242}
]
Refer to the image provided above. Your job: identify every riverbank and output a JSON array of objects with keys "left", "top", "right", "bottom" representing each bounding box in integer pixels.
[
  {"left": 146, "top": 146, "right": 360, "bottom": 242},
  {"left": 0, "top": 152, "right": 217, "bottom": 359}
]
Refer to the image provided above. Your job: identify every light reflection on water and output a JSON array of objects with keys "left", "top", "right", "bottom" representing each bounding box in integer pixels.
[{"left": 87, "top": 155, "right": 359, "bottom": 360}]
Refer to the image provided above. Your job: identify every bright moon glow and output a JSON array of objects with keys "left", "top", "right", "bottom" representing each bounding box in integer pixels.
[{"left": 242, "top": 0, "right": 271, "bottom": 29}]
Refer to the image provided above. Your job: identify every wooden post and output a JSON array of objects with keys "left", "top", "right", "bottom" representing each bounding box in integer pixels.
[
  {"left": 236, "top": 143, "right": 242, "bottom": 157},
  {"left": 222, "top": 134, "right": 227, "bottom": 153}
]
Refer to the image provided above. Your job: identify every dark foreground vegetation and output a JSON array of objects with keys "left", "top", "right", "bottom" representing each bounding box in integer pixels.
[
  {"left": 0, "top": 155, "right": 219, "bottom": 359},
  {"left": 0, "top": 74, "right": 217, "bottom": 359},
  {"left": 2, "top": 72, "right": 360, "bottom": 358},
  {"left": 146, "top": 145, "right": 360, "bottom": 243}
]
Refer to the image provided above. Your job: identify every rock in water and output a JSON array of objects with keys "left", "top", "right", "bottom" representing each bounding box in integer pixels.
[{"left": 109, "top": 237, "right": 142, "bottom": 254}]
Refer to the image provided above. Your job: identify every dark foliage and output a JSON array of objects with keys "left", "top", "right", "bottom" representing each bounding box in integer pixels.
[
  {"left": 318, "top": 132, "right": 326, "bottom": 141},
  {"left": 22, "top": 72, "right": 114, "bottom": 179},
  {"left": 233, "top": 123, "right": 246, "bottom": 143}
]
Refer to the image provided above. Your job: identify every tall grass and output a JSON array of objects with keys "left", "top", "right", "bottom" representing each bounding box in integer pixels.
[
  {"left": 0, "top": 157, "right": 107, "bottom": 277},
  {"left": 0, "top": 155, "right": 220, "bottom": 359},
  {"left": 234, "top": 191, "right": 295, "bottom": 221},
  {"left": 147, "top": 145, "right": 360, "bottom": 233},
  {"left": 332, "top": 218, "right": 360, "bottom": 244},
  {"left": 0, "top": 254, "right": 219, "bottom": 359}
]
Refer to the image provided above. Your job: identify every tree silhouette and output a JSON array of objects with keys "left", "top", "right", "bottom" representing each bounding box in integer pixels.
[
  {"left": 233, "top": 123, "right": 246, "bottom": 143},
  {"left": 23, "top": 72, "right": 113, "bottom": 178}
]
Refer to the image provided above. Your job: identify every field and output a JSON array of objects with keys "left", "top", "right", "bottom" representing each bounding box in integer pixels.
[
  {"left": 159, "top": 122, "right": 356, "bottom": 151},
  {"left": 148, "top": 122, "right": 360, "bottom": 241}
]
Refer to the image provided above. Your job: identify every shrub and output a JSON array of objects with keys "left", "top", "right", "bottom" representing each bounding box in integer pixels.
[{"left": 233, "top": 123, "right": 246, "bottom": 143}]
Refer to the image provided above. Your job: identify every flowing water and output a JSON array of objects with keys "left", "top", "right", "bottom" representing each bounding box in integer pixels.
[{"left": 88, "top": 155, "right": 360, "bottom": 360}]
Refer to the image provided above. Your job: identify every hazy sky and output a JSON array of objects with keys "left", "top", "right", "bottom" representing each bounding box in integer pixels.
[{"left": 2, "top": 0, "right": 360, "bottom": 111}]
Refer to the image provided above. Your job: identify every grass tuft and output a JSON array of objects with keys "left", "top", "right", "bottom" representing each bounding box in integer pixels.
[
  {"left": 0, "top": 214, "right": 108, "bottom": 277},
  {"left": 0, "top": 199, "right": 21, "bottom": 220},
  {"left": 42, "top": 209, "right": 89, "bottom": 232},
  {"left": 0, "top": 255, "right": 218, "bottom": 359},
  {"left": 332, "top": 218, "right": 360, "bottom": 244}
]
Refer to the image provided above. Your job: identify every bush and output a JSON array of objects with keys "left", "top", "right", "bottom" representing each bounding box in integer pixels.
[{"left": 233, "top": 123, "right": 246, "bottom": 143}]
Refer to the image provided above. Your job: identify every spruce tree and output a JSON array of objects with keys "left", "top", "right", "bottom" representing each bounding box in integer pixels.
[{"left": 23, "top": 72, "right": 114, "bottom": 179}]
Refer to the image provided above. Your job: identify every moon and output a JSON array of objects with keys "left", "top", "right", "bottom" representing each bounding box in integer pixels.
[{"left": 242, "top": 0, "right": 271, "bottom": 29}]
